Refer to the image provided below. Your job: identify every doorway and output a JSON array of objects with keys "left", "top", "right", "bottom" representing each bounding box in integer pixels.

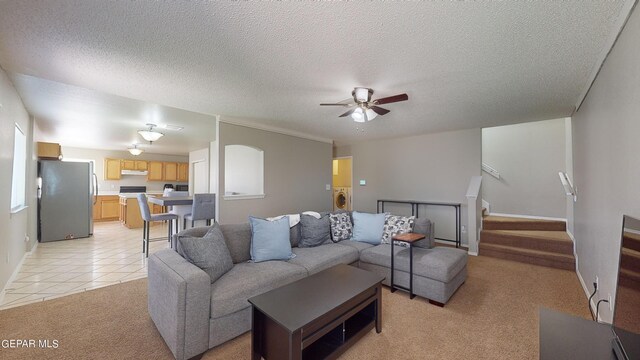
[{"left": 332, "top": 157, "right": 353, "bottom": 211}]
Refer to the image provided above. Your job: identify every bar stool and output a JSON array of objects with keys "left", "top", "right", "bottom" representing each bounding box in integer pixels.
[
  {"left": 183, "top": 193, "right": 216, "bottom": 229},
  {"left": 137, "top": 194, "right": 179, "bottom": 257}
]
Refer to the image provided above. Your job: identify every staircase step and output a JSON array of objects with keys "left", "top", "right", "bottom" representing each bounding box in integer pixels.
[
  {"left": 619, "top": 268, "right": 640, "bottom": 292},
  {"left": 621, "top": 248, "right": 640, "bottom": 274},
  {"left": 623, "top": 231, "right": 640, "bottom": 253},
  {"left": 483, "top": 216, "right": 566, "bottom": 231},
  {"left": 479, "top": 243, "right": 575, "bottom": 270},
  {"left": 481, "top": 230, "right": 573, "bottom": 255}
]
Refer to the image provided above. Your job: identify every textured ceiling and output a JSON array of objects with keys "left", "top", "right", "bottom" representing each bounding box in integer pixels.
[{"left": 0, "top": 1, "right": 631, "bottom": 150}]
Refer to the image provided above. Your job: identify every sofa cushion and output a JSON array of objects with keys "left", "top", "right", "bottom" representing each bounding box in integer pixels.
[
  {"left": 413, "top": 217, "right": 435, "bottom": 248},
  {"left": 382, "top": 214, "right": 415, "bottom": 244},
  {"left": 338, "top": 239, "right": 374, "bottom": 254},
  {"left": 249, "top": 216, "right": 294, "bottom": 262},
  {"left": 289, "top": 243, "right": 359, "bottom": 275},
  {"left": 176, "top": 225, "right": 233, "bottom": 283},
  {"left": 329, "top": 212, "right": 353, "bottom": 242},
  {"left": 220, "top": 223, "right": 252, "bottom": 264},
  {"left": 289, "top": 223, "right": 301, "bottom": 247},
  {"left": 299, "top": 214, "right": 331, "bottom": 248},
  {"left": 352, "top": 211, "right": 386, "bottom": 245},
  {"left": 360, "top": 245, "right": 467, "bottom": 283},
  {"left": 210, "top": 261, "right": 307, "bottom": 319}
]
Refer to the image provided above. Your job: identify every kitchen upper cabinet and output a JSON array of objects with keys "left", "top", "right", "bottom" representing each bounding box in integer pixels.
[
  {"left": 164, "top": 162, "right": 178, "bottom": 181},
  {"left": 121, "top": 160, "right": 136, "bottom": 170},
  {"left": 135, "top": 160, "right": 148, "bottom": 171},
  {"left": 178, "top": 163, "right": 189, "bottom": 182},
  {"left": 104, "top": 158, "right": 122, "bottom": 180},
  {"left": 147, "top": 161, "right": 164, "bottom": 181}
]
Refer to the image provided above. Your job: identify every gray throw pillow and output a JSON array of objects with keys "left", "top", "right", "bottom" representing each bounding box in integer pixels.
[
  {"left": 177, "top": 225, "right": 233, "bottom": 283},
  {"left": 299, "top": 214, "right": 331, "bottom": 247}
]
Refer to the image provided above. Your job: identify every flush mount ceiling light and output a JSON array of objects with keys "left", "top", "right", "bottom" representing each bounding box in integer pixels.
[
  {"left": 128, "top": 144, "right": 143, "bottom": 156},
  {"left": 138, "top": 123, "right": 164, "bottom": 143}
]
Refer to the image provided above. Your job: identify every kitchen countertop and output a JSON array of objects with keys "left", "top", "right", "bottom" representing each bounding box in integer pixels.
[{"left": 118, "top": 191, "right": 165, "bottom": 198}]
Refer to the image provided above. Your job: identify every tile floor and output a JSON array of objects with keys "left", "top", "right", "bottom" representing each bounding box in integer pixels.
[{"left": 0, "top": 221, "right": 172, "bottom": 310}]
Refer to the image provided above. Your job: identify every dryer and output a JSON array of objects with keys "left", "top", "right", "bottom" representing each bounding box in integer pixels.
[{"left": 333, "top": 187, "right": 352, "bottom": 211}]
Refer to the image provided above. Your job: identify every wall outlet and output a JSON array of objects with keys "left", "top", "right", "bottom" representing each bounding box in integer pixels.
[
  {"left": 6, "top": 252, "right": 9, "bottom": 264},
  {"left": 609, "top": 294, "right": 613, "bottom": 312},
  {"left": 595, "top": 276, "right": 599, "bottom": 290},
  {"left": 461, "top": 225, "right": 467, "bottom": 234},
  {"left": 359, "top": 180, "right": 366, "bottom": 186},
  {"left": 25, "top": 234, "right": 29, "bottom": 243},
  {"left": 325, "top": 184, "right": 331, "bottom": 191}
]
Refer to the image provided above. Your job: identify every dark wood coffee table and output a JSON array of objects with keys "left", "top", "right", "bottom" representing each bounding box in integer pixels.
[{"left": 248, "top": 264, "right": 385, "bottom": 360}]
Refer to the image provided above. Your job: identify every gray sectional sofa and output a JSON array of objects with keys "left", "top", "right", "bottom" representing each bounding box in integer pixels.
[{"left": 147, "top": 217, "right": 467, "bottom": 360}]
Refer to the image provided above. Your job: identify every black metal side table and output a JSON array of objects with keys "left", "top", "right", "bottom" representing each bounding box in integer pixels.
[{"left": 390, "top": 232, "right": 426, "bottom": 299}]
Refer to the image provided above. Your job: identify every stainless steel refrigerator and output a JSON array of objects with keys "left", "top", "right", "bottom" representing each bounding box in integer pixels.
[{"left": 38, "top": 160, "right": 96, "bottom": 242}]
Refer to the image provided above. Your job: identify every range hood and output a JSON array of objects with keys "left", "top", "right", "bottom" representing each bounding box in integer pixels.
[{"left": 121, "top": 169, "right": 148, "bottom": 176}]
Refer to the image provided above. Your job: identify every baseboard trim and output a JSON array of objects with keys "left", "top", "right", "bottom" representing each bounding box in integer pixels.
[
  {"left": 434, "top": 239, "right": 468, "bottom": 249},
  {"left": 0, "top": 242, "right": 38, "bottom": 305},
  {"left": 487, "top": 213, "right": 567, "bottom": 222}
]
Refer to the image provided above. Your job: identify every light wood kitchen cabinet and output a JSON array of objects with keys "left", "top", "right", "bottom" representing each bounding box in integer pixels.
[
  {"left": 147, "top": 161, "right": 164, "bottom": 181},
  {"left": 37, "top": 142, "right": 62, "bottom": 159},
  {"left": 121, "top": 160, "right": 136, "bottom": 170},
  {"left": 178, "top": 162, "right": 189, "bottom": 182},
  {"left": 93, "top": 195, "right": 120, "bottom": 221},
  {"left": 104, "top": 158, "right": 122, "bottom": 180},
  {"left": 164, "top": 162, "right": 178, "bottom": 181},
  {"left": 119, "top": 195, "right": 167, "bottom": 229},
  {"left": 135, "top": 160, "right": 148, "bottom": 171}
]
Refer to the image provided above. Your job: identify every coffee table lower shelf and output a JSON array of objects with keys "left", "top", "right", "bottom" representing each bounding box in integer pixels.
[
  {"left": 251, "top": 285, "right": 381, "bottom": 360},
  {"left": 302, "top": 301, "right": 377, "bottom": 360}
]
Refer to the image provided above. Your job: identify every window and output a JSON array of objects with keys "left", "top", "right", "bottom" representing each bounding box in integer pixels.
[
  {"left": 11, "top": 124, "right": 27, "bottom": 212},
  {"left": 224, "top": 145, "right": 264, "bottom": 199}
]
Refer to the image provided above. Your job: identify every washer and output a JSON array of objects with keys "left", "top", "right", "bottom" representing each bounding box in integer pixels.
[{"left": 333, "top": 187, "right": 352, "bottom": 211}]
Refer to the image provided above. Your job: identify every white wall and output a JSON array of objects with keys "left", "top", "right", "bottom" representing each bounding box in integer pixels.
[
  {"left": 571, "top": 5, "right": 640, "bottom": 323},
  {"left": 217, "top": 121, "right": 333, "bottom": 224},
  {"left": 335, "top": 128, "right": 481, "bottom": 246},
  {"left": 482, "top": 118, "right": 568, "bottom": 219},
  {"left": 0, "top": 68, "right": 37, "bottom": 292},
  {"left": 61, "top": 147, "right": 188, "bottom": 193}
]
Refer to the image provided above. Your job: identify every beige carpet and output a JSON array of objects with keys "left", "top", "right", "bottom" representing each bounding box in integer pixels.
[{"left": 0, "top": 255, "right": 589, "bottom": 360}]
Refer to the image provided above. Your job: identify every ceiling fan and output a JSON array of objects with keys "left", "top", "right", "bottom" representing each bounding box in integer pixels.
[{"left": 320, "top": 87, "right": 409, "bottom": 122}]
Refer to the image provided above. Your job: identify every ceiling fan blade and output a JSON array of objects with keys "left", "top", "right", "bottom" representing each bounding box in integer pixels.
[
  {"left": 374, "top": 93, "right": 408, "bottom": 105},
  {"left": 320, "top": 103, "right": 352, "bottom": 106},
  {"left": 339, "top": 108, "right": 356, "bottom": 117},
  {"left": 370, "top": 106, "right": 390, "bottom": 115}
]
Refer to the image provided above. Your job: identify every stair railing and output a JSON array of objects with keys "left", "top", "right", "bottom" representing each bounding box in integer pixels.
[
  {"left": 558, "top": 172, "right": 577, "bottom": 201},
  {"left": 482, "top": 162, "right": 500, "bottom": 179}
]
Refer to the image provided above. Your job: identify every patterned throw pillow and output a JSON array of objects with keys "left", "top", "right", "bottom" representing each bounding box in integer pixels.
[
  {"left": 329, "top": 212, "right": 353, "bottom": 242},
  {"left": 382, "top": 214, "right": 416, "bottom": 244}
]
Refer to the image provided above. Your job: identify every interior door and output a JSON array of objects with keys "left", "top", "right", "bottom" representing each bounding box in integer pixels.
[{"left": 193, "top": 161, "right": 209, "bottom": 194}]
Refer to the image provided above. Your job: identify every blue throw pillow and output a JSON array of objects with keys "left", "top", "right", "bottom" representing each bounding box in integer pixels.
[
  {"left": 351, "top": 211, "right": 386, "bottom": 245},
  {"left": 249, "top": 216, "right": 294, "bottom": 262}
]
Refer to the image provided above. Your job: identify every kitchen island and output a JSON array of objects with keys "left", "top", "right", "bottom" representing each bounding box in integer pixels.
[{"left": 118, "top": 193, "right": 166, "bottom": 229}]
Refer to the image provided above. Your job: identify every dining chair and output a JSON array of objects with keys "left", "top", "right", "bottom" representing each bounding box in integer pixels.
[
  {"left": 137, "top": 193, "right": 179, "bottom": 257},
  {"left": 183, "top": 193, "right": 216, "bottom": 229}
]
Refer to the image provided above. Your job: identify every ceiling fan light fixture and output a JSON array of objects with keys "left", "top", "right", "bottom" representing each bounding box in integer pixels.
[
  {"left": 351, "top": 107, "right": 365, "bottom": 123},
  {"left": 365, "top": 108, "right": 378, "bottom": 121},
  {"left": 138, "top": 123, "right": 164, "bottom": 143},
  {"left": 354, "top": 87, "right": 371, "bottom": 103},
  {"left": 128, "top": 144, "right": 143, "bottom": 156}
]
